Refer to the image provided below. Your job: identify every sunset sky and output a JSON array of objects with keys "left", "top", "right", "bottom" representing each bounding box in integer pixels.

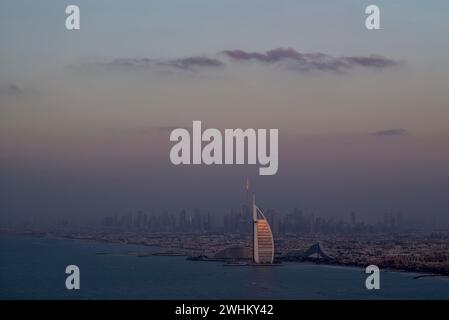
[{"left": 1, "top": 1, "right": 448, "bottom": 224}]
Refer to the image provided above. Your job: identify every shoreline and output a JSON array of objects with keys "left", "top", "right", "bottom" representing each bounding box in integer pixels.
[{"left": 2, "top": 231, "right": 448, "bottom": 278}]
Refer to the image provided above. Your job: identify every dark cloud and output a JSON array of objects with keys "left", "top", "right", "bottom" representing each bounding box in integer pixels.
[
  {"left": 371, "top": 129, "right": 407, "bottom": 137},
  {"left": 0, "top": 84, "right": 22, "bottom": 96},
  {"left": 78, "top": 48, "right": 399, "bottom": 74},
  {"left": 163, "top": 57, "right": 224, "bottom": 69},
  {"left": 343, "top": 56, "right": 398, "bottom": 69},
  {"left": 91, "top": 56, "right": 223, "bottom": 71},
  {"left": 221, "top": 48, "right": 302, "bottom": 62},
  {"left": 105, "top": 58, "right": 153, "bottom": 68},
  {"left": 221, "top": 48, "right": 399, "bottom": 72}
]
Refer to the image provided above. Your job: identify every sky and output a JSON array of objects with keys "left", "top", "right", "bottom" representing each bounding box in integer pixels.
[{"left": 1, "top": 1, "right": 449, "bottom": 224}]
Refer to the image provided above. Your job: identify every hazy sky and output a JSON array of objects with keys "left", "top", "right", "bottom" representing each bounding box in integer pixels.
[{"left": 1, "top": 1, "right": 449, "bottom": 224}]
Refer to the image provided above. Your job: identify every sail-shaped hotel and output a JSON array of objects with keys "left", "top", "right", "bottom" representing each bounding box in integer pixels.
[{"left": 252, "top": 196, "right": 275, "bottom": 264}]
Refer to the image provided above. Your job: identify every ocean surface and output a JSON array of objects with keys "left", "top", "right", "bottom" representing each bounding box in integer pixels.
[{"left": 0, "top": 234, "right": 448, "bottom": 299}]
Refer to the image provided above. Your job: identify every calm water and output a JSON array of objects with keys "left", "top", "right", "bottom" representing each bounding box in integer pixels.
[{"left": 0, "top": 234, "right": 448, "bottom": 299}]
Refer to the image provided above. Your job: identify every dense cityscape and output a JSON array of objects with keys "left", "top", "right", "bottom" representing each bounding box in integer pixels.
[
  {"left": 2, "top": 206, "right": 449, "bottom": 276},
  {"left": 99, "top": 207, "right": 421, "bottom": 235}
]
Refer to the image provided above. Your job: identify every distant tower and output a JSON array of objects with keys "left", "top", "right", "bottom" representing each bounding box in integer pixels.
[
  {"left": 252, "top": 195, "right": 275, "bottom": 264},
  {"left": 245, "top": 177, "right": 251, "bottom": 213},
  {"left": 242, "top": 177, "right": 252, "bottom": 234},
  {"left": 350, "top": 212, "right": 356, "bottom": 226}
]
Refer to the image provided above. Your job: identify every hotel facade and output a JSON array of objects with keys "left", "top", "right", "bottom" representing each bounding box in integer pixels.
[{"left": 252, "top": 197, "right": 275, "bottom": 264}]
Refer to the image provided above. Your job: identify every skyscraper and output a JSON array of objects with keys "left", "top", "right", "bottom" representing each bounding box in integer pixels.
[
  {"left": 350, "top": 211, "right": 356, "bottom": 226},
  {"left": 252, "top": 195, "right": 275, "bottom": 264}
]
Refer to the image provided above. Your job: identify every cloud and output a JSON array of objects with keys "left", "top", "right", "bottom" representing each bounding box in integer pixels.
[
  {"left": 371, "top": 129, "right": 407, "bottom": 137},
  {"left": 221, "top": 48, "right": 399, "bottom": 72},
  {"left": 77, "top": 48, "right": 399, "bottom": 74},
  {"left": 89, "top": 56, "right": 223, "bottom": 71},
  {"left": 221, "top": 48, "right": 303, "bottom": 63},
  {"left": 342, "top": 56, "right": 397, "bottom": 69},
  {"left": 105, "top": 58, "right": 153, "bottom": 68},
  {"left": 163, "top": 57, "right": 224, "bottom": 69},
  {"left": 0, "top": 84, "right": 22, "bottom": 96}
]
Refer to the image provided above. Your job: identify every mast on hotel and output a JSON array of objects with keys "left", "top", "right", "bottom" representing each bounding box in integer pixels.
[{"left": 248, "top": 180, "right": 274, "bottom": 264}]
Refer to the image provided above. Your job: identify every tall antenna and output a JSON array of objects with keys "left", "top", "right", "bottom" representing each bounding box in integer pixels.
[
  {"left": 252, "top": 192, "right": 257, "bottom": 263},
  {"left": 252, "top": 194, "right": 257, "bottom": 221}
]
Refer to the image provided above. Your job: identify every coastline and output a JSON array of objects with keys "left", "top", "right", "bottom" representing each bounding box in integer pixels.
[{"left": 2, "top": 231, "right": 448, "bottom": 278}]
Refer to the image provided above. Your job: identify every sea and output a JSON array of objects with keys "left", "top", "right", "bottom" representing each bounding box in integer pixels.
[{"left": 0, "top": 234, "right": 448, "bottom": 299}]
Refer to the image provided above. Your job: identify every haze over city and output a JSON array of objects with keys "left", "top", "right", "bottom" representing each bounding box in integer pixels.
[{"left": 1, "top": 0, "right": 449, "bottom": 225}]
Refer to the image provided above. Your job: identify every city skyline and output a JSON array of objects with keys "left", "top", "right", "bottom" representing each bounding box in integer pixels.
[
  {"left": 2, "top": 200, "right": 442, "bottom": 232},
  {"left": 2, "top": 1, "right": 449, "bottom": 303}
]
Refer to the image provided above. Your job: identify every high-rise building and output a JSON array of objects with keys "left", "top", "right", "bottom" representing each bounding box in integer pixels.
[
  {"left": 252, "top": 196, "right": 274, "bottom": 264},
  {"left": 178, "top": 209, "right": 187, "bottom": 231},
  {"left": 350, "top": 211, "right": 356, "bottom": 226}
]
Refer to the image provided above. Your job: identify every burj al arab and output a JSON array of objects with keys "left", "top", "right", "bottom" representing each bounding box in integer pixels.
[{"left": 252, "top": 196, "right": 275, "bottom": 264}]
